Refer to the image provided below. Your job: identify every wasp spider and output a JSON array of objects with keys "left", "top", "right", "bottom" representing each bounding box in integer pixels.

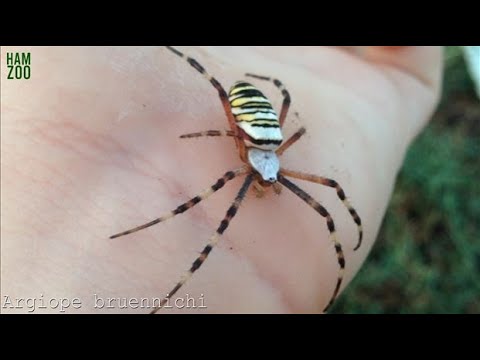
[{"left": 110, "top": 46, "right": 363, "bottom": 314}]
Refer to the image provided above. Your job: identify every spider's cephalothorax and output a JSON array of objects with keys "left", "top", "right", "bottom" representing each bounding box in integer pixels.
[{"left": 110, "top": 46, "right": 363, "bottom": 314}]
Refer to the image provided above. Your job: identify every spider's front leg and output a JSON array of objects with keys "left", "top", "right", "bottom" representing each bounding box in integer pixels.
[
  {"left": 280, "top": 168, "right": 363, "bottom": 251},
  {"left": 109, "top": 166, "right": 249, "bottom": 239},
  {"left": 150, "top": 174, "right": 255, "bottom": 314},
  {"left": 277, "top": 174, "right": 346, "bottom": 312}
]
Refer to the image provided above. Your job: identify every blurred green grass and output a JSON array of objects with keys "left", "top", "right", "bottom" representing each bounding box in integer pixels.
[{"left": 332, "top": 47, "right": 480, "bottom": 314}]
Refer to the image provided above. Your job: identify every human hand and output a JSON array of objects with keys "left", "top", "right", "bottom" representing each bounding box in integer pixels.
[{"left": 1, "top": 46, "right": 442, "bottom": 313}]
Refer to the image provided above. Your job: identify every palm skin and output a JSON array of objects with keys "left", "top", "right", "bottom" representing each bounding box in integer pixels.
[{"left": 1, "top": 46, "right": 442, "bottom": 313}]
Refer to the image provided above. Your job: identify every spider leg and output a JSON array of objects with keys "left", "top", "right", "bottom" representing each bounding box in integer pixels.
[
  {"left": 245, "top": 73, "right": 291, "bottom": 128},
  {"left": 166, "top": 47, "right": 240, "bottom": 148},
  {"left": 150, "top": 173, "right": 254, "bottom": 314},
  {"left": 276, "top": 127, "right": 306, "bottom": 156},
  {"left": 277, "top": 174, "right": 345, "bottom": 313},
  {"left": 280, "top": 168, "right": 362, "bottom": 251},
  {"left": 179, "top": 130, "right": 237, "bottom": 139},
  {"left": 110, "top": 166, "right": 249, "bottom": 239}
]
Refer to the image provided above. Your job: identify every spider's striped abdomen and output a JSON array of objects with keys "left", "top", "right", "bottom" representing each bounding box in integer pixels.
[{"left": 228, "top": 81, "right": 283, "bottom": 151}]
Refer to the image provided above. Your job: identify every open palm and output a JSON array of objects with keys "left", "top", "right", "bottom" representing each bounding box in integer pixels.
[{"left": 2, "top": 46, "right": 442, "bottom": 313}]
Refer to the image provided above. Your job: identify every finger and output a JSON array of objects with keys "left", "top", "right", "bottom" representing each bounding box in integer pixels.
[{"left": 342, "top": 46, "right": 443, "bottom": 91}]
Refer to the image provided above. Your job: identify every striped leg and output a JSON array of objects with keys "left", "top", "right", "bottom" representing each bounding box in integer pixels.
[
  {"left": 150, "top": 173, "right": 254, "bottom": 314},
  {"left": 179, "top": 130, "right": 237, "bottom": 139},
  {"left": 109, "top": 166, "right": 248, "bottom": 239},
  {"left": 277, "top": 175, "right": 345, "bottom": 313},
  {"left": 276, "top": 127, "right": 306, "bottom": 156},
  {"left": 279, "top": 168, "right": 363, "bottom": 251},
  {"left": 166, "top": 46, "right": 240, "bottom": 148},
  {"left": 245, "top": 73, "right": 291, "bottom": 128}
]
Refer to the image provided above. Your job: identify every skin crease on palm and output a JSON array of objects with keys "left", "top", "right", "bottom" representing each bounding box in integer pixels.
[{"left": 1, "top": 46, "right": 442, "bottom": 313}]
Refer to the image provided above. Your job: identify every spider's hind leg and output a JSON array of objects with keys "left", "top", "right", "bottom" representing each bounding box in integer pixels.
[
  {"left": 179, "top": 130, "right": 237, "bottom": 139},
  {"left": 245, "top": 73, "right": 291, "bottom": 128},
  {"left": 276, "top": 127, "right": 306, "bottom": 156},
  {"left": 165, "top": 46, "right": 240, "bottom": 146}
]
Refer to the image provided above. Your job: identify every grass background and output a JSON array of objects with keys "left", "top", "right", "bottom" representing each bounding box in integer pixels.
[{"left": 331, "top": 47, "right": 480, "bottom": 314}]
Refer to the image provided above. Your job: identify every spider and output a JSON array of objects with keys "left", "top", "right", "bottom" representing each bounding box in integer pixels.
[{"left": 110, "top": 46, "right": 363, "bottom": 314}]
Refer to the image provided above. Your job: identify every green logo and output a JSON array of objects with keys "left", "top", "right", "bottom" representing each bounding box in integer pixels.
[{"left": 6, "top": 52, "right": 31, "bottom": 79}]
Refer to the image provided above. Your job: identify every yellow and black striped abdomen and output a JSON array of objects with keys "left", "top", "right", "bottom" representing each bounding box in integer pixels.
[{"left": 228, "top": 81, "right": 283, "bottom": 151}]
